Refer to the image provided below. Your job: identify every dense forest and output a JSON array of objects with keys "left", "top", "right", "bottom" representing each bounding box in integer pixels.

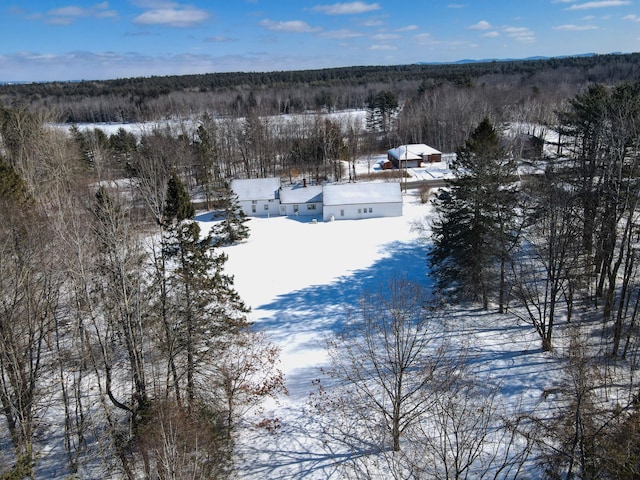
[
  {"left": 2, "top": 53, "right": 640, "bottom": 478},
  {"left": 2, "top": 52, "right": 640, "bottom": 123}
]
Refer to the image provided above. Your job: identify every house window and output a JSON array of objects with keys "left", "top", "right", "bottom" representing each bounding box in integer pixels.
[
  {"left": 264, "top": 204, "right": 269, "bottom": 210},
  {"left": 307, "top": 204, "right": 316, "bottom": 210},
  {"left": 340, "top": 209, "right": 345, "bottom": 217},
  {"left": 358, "top": 209, "right": 362, "bottom": 214},
  {"left": 293, "top": 205, "right": 299, "bottom": 213},
  {"left": 252, "top": 205, "right": 256, "bottom": 213},
  {"left": 252, "top": 200, "right": 257, "bottom": 204},
  {"left": 369, "top": 208, "right": 373, "bottom": 213}
]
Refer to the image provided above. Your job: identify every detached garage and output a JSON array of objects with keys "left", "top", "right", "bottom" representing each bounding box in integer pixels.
[
  {"left": 387, "top": 144, "right": 442, "bottom": 168},
  {"left": 322, "top": 182, "right": 402, "bottom": 222}
]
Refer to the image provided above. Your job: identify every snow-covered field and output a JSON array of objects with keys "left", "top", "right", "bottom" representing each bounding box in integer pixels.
[
  {"left": 59, "top": 114, "right": 570, "bottom": 477},
  {"left": 196, "top": 187, "right": 561, "bottom": 479}
]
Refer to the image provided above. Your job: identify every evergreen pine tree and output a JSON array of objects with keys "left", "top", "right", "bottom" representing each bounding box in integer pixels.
[
  {"left": 161, "top": 173, "right": 249, "bottom": 407},
  {"left": 213, "top": 182, "right": 250, "bottom": 246},
  {"left": 164, "top": 172, "right": 194, "bottom": 223},
  {"left": 0, "top": 158, "right": 30, "bottom": 205},
  {"left": 429, "top": 117, "right": 519, "bottom": 310}
]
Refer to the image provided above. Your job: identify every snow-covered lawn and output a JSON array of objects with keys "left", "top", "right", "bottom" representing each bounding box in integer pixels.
[{"left": 196, "top": 190, "right": 560, "bottom": 479}]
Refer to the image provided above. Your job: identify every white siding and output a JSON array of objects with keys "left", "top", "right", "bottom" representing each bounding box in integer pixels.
[
  {"left": 323, "top": 202, "right": 402, "bottom": 221},
  {"left": 231, "top": 178, "right": 281, "bottom": 217},
  {"left": 322, "top": 183, "right": 402, "bottom": 221},
  {"left": 239, "top": 199, "right": 280, "bottom": 217},
  {"left": 279, "top": 185, "right": 323, "bottom": 217},
  {"left": 281, "top": 202, "right": 323, "bottom": 216}
]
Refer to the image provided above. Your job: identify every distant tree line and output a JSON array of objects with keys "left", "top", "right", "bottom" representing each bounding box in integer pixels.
[{"left": 1, "top": 52, "right": 640, "bottom": 122}]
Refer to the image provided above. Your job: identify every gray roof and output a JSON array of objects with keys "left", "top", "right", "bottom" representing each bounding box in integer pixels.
[
  {"left": 323, "top": 182, "right": 402, "bottom": 206},
  {"left": 231, "top": 178, "right": 281, "bottom": 201},
  {"left": 279, "top": 185, "right": 323, "bottom": 204}
]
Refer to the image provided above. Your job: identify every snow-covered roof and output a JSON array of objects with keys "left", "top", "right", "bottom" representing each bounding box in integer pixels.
[
  {"left": 323, "top": 182, "right": 402, "bottom": 206},
  {"left": 231, "top": 178, "right": 281, "bottom": 201},
  {"left": 388, "top": 144, "right": 442, "bottom": 160},
  {"left": 279, "top": 185, "right": 323, "bottom": 204}
]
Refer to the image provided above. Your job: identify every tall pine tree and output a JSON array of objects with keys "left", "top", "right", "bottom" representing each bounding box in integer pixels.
[
  {"left": 212, "top": 182, "right": 250, "bottom": 246},
  {"left": 161, "top": 173, "right": 249, "bottom": 407},
  {"left": 430, "top": 117, "right": 519, "bottom": 310}
]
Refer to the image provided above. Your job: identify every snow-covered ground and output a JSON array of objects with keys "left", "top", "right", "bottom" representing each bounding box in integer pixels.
[{"left": 196, "top": 187, "right": 561, "bottom": 479}]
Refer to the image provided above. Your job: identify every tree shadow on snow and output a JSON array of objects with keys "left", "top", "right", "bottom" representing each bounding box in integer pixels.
[
  {"left": 252, "top": 240, "right": 430, "bottom": 342},
  {"left": 237, "top": 241, "right": 429, "bottom": 477}
]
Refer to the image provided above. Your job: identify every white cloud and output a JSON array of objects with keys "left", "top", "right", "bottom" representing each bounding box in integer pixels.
[
  {"left": 482, "top": 31, "right": 500, "bottom": 38},
  {"left": 133, "top": 7, "right": 209, "bottom": 27},
  {"left": 624, "top": 14, "right": 640, "bottom": 21},
  {"left": 321, "top": 28, "right": 364, "bottom": 39},
  {"left": 413, "top": 33, "right": 441, "bottom": 46},
  {"left": 371, "top": 33, "right": 401, "bottom": 40},
  {"left": 503, "top": 26, "right": 536, "bottom": 43},
  {"left": 205, "top": 36, "right": 235, "bottom": 42},
  {"left": 567, "top": 1, "right": 631, "bottom": 10},
  {"left": 369, "top": 44, "right": 396, "bottom": 51},
  {"left": 44, "top": 2, "right": 117, "bottom": 25},
  {"left": 360, "top": 18, "right": 384, "bottom": 27},
  {"left": 312, "top": 2, "right": 381, "bottom": 15},
  {"left": 469, "top": 20, "right": 492, "bottom": 30},
  {"left": 553, "top": 23, "right": 599, "bottom": 30},
  {"left": 399, "top": 25, "right": 419, "bottom": 31},
  {"left": 258, "top": 19, "right": 322, "bottom": 33}
]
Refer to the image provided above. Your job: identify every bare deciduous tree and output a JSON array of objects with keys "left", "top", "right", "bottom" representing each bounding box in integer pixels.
[
  {"left": 311, "top": 278, "right": 454, "bottom": 479},
  {"left": 0, "top": 205, "right": 60, "bottom": 477}
]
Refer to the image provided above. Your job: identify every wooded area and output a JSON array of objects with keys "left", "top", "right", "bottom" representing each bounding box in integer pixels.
[{"left": 2, "top": 52, "right": 640, "bottom": 478}]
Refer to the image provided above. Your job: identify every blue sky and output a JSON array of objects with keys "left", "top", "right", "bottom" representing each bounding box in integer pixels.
[{"left": 2, "top": 0, "right": 639, "bottom": 81}]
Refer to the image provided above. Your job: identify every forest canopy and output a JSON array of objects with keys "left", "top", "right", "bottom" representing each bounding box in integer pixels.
[{"left": 2, "top": 52, "right": 640, "bottom": 123}]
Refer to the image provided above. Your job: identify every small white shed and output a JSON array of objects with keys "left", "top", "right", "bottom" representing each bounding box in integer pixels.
[
  {"left": 322, "top": 182, "right": 402, "bottom": 222},
  {"left": 279, "top": 184, "right": 323, "bottom": 216},
  {"left": 230, "top": 178, "right": 281, "bottom": 217}
]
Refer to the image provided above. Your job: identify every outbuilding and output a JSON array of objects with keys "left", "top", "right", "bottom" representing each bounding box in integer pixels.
[
  {"left": 387, "top": 144, "right": 442, "bottom": 168},
  {"left": 230, "top": 177, "right": 281, "bottom": 217},
  {"left": 322, "top": 182, "right": 402, "bottom": 222}
]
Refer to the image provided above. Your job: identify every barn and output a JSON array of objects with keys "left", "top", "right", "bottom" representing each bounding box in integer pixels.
[
  {"left": 322, "top": 182, "right": 402, "bottom": 222},
  {"left": 230, "top": 177, "right": 281, "bottom": 217},
  {"left": 279, "top": 183, "right": 324, "bottom": 216},
  {"left": 387, "top": 144, "right": 442, "bottom": 168}
]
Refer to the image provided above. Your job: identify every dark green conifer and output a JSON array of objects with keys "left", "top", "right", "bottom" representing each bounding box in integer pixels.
[
  {"left": 213, "top": 183, "right": 250, "bottom": 245},
  {"left": 430, "top": 118, "right": 519, "bottom": 310}
]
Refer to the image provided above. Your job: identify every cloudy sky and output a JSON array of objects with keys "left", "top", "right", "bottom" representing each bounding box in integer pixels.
[{"left": 2, "top": 0, "right": 639, "bottom": 82}]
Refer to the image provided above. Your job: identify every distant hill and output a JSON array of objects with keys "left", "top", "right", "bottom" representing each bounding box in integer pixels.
[{"left": 417, "top": 52, "right": 599, "bottom": 65}]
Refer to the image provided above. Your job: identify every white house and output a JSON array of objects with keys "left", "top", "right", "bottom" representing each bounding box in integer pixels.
[
  {"left": 230, "top": 178, "right": 404, "bottom": 222},
  {"left": 322, "top": 182, "right": 402, "bottom": 222},
  {"left": 279, "top": 184, "right": 324, "bottom": 216},
  {"left": 387, "top": 144, "right": 442, "bottom": 168},
  {"left": 230, "top": 177, "right": 281, "bottom": 217}
]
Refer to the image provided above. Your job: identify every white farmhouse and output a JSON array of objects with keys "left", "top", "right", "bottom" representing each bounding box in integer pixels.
[
  {"left": 279, "top": 183, "right": 324, "bottom": 216},
  {"left": 230, "top": 177, "right": 280, "bottom": 217},
  {"left": 322, "top": 182, "right": 402, "bottom": 222},
  {"left": 230, "top": 177, "right": 404, "bottom": 222}
]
